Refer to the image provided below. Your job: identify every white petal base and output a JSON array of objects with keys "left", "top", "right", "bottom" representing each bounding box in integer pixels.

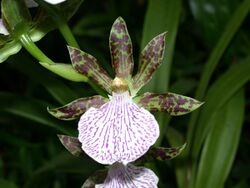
[
  {"left": 78, "top": 91, "right": 159, "bottom": 165},
  {"left": 96, "top": 163, "right": 158, "bottom": 188}
]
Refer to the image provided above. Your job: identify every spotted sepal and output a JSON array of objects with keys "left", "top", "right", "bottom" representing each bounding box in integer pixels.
[
  {"left": 134, "top": 92, "right": 203, "bottom": 116},
  {"left": 109, "top": 17, "right": 134, "bottom": 79},
  {"left": 81, "top": 169, "right": 107, "bottom": 188},
  {"left": 48, "top": 95, "right": 108, "bottom": 120},
  {"left": 135, "top": 143, "right": 186, "bottom": 165},
  {"left": 132, "top": 32, "right": 166, "bottom": 94},
  {"left": 68, "top": 46, "right": 113, "bottom": 93},
  {"left": 58, "top": 135, "right": 84, "bottom": 157}
]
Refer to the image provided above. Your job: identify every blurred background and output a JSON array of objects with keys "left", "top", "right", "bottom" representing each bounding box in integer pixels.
[{"left": 0, "top": 0, "right": 249, "bottom": 187}]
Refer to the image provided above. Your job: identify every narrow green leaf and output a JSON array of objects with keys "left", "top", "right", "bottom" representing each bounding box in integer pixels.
[
  {"left": 192, "top": 57, "right": 250, "bottom": 158},
  {"left": 68, "top": 46, "right": 113, "bottom": 93},
  {"left": 134, "top": 92, "right": 203, "bottom": 115},
  {"left": 0, "top": 91, "right": 73, "bottom": 135},
  {"left": 48, "top": 95, "right": 108, "bottom": 120},
  {"left": 109, "top": 17, "right": 134, "bottom": 79},
  {"left": 194, "top": 0, "right": 250, "bottom": 101},
  {"left": 40, "top": 62, "right": 88, "bottom": 82},
  {"left": 9, "top": 57, "right": 79, "bottom": 105},
  {"left": 187, "top": 0, "right": 250, "bottom": 149},
  {"left": 140, "top": 0, "right": 181, "bottom": 93},
  {"left": 24, "top": 151, "right": 100, "bottom": 188},
  {"left": 195, "top": 89, "right": 245, "bottom": 188}
]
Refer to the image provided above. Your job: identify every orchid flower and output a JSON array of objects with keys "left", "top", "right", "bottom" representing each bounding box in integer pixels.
[
  {"left": 49, "top": 17, "right": 202, "bottom": 166},
  {"left": 57, "top": 135, "right": 186, "bottom": 187},
  {"left": 0, "top": 0, "right": 66, "bottom": 35}
]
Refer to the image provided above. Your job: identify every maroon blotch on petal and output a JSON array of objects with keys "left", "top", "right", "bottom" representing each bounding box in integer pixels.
[
  {"left": 135, "top": 92, "right": 203, "bottom": 115},
  {"left": 68, "top": 46, "right": 113, "bottom": 93},
  {"left": 132, "top": 32, "right": 166, "bottom": 93},
  {"left": 48, "top": 95, "right": 108, "bottom": 120},
  {"left": 58, "top": 135, "right": 84, "bottom": 157},
  {"left": 109, "top": 17, "right": 134, "bottom": 79}
]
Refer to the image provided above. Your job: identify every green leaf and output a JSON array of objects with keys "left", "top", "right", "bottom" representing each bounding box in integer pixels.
[
  {"left": 109, "top": 17, "right": 134, "bottom": 80},
  {"left": 189, "top": 0, "right": 239, "bottom": 46},
  {"left": 0, "top": 179, "right": 18, "bottom": 188},
  {"left": 48, "top": 95, "right": 108, "bottom": 120},
  {"left": 140, "top": 0, "right": 181, "bottom": 93},
  {"left": 192, "top": 56, "right": 250, "bottom": 158},
  {"left": 194, "top": 0, "right": 250, "bottom": 101},
  {"left": 68, "top": 46, "right": 113, "bottom": 93},
  {"left": 40, "top": 62, "right": 88, "bottom": 82},
  {"left": 0, "top": 91, "right": 73, "bottom": 135},
  {"left": 195, "top": 89, "right": 245, "bottom": 188},
  {"left": 134, "top": 92, "right": 203, "bottom": 115},
  {"left": 1, "top": 0, "right": 31, "bottom": 36},
  {"left": 132, "top": 32, "right": 166, "bottom": 95},
  {"left": 24, "top": 151, "right": 100, "bottom": 188},
  {"left": 9, "top": 57, "right": 79, "bottom": 105}
]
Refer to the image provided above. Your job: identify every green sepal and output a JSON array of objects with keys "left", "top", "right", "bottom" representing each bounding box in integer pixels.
[
  {"left": 58, "top": 135, "right": 84, "bottom": 157},
  {"left": 135, "top": 143, "right": 186, "bottom": 165},
  {"left": 81, "top": 169, "right": 107, "bottom": 188},
  {"left": 40, "top": 62, "right": 88, "bottom": 82},
  {"left": 48, "top": 95, "right": 108, "bottom": 120},
  {"left": 134, "top": 92, "right": 203, "bottom": 116},
  {"left": 1, "top": 0, "right": 31, "bottom": 37},
  {"left": 68, "top": 46, "right": 113, "bottom": 93},
  {"left": 109, "top": 17, "right": 134, "bottom": 79},
  {"left": 132, "top": 32, "right": 166, "bottom": 95}
]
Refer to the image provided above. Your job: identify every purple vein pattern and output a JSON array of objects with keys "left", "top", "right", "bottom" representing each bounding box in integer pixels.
[
  {"left": 96, "top": 163, "right": 158, "bottom": 188},
  {"left": 78, "top": 91, "right": 159, "bottom": 165}
]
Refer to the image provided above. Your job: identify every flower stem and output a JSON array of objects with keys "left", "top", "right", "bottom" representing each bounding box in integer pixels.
[
  {"left": 19, "top": 34, "right": 54, "bottom": 65},
  {"left": 35, "top": 0, "right": 80, "bottom": 48},
  {"left": 58, "top": 22, "right": 80, "bottom": 48}
]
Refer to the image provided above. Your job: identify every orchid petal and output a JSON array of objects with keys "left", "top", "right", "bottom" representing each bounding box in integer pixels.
[
  {"left": 109, "top": 17, "right": 134, "bottom": 79},
  {"left": 96, "top": 163, "right": 158, "bottom": 188},
  {"left": 48, "top": 95, "right": 108, "bottom": 120},
  {"left": 43, "top": 0, "right": 66, "bottom": 4},
  {"left": 78, "top": 92, "right": 159, "bottom": 165},
  {"left": 134, "top": 92, "right": 203, "bottom": 115},
  {"left": 135, "top": 143, "right": 186, "bottom": 165},
  {"left": 0, "top": 19, "right": 9, "bottom": 35},
  {"left": 58, "top": 135, "right": 84, "bottom": 157},
  {"left": 132, "top": 32, "right": 166, "bottom": 94},
  {"left": 68, "top": 46, "right": 113, "bottom": 93}
]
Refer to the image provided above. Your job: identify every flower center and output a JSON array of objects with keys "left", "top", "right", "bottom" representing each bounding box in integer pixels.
[{"left": 111, "top": 77, "right": 129, "bottom": 93}]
